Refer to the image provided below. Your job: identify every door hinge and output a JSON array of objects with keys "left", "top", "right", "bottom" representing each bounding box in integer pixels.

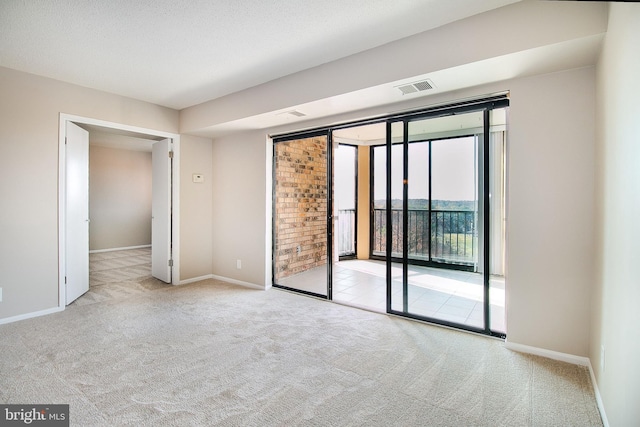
[
  {"left": 65, "top": 276, "right": 67, "bottom": 284},
  {"left": 168, "top": 259, "right": 173, "bottom": 267},
  {"left": 65, "top": 137, "right": 67, "bottom": 145},
  {"left": 169, "top": 151, "right": 174, "bottom": 159}
]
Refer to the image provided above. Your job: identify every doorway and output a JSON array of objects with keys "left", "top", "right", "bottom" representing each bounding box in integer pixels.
[
  {"left": 58, "top": 114, "right": 181, "bottom": 307},
  {"left": 271, "top": 95, "right": 508, "bottom": 337}
]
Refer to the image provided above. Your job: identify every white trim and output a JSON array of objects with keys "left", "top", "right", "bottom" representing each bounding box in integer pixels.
[
  {"left": 265, "top": 136, "right": 274, "bottom": 290},
  {"left": 179, "top": 274, "right": 214, "bottom": 285},
  {"left": 58, "top": 117, "right": 68, "bottom": 308},
  {"left": 210, "top": 274, "right": 264, "bottom": 290},
  {"left": 59, "top": 113, "right": 181, "bottom": 313},
  {"left": 89, "top": 245, "right": 151, "bottom": 254},
  {"left": 587, "top": 359, "right": 610, "bottom": 427},
  {"left": 0, "top": 306, "right": 64, "bottom": 326},
  {"left": 179, "top": 274, "right": 265, "bottom": 289},
  {"left": 170, "top": 137, "right": 181, "bottom": 285},
  {"left": 504, "top": 340, "right": 589, "bottom": 366},
  {"left": 59, "top": 114, "right": 179, "bottom": 140}
]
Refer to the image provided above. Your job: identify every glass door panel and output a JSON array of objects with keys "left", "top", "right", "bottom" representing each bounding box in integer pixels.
[
  {"left": 404, "top": 140, "right": 433, "bottom": 317},
  {"left": 335, "top": 144, "right": 356, "bottom": 258},
  {"left": 431, "top": 136, "right": 478, "bottom": 267},
  {"left": 332, "top": 123, "right": 387, "bottom": 312},
  {"left": 407, "top": 141, "right": 430, "bottom": 262},
  {"left": 431, "top": 133, "right": 482, "bottom": 327},
  {"left": 388, "top": 121, "right": 405, "bottom": 312},
  {"left": 372, "top": 145, "right": 387, "bottom": 257},
  {"left": 398, "top": 111, "right": 486, "bottom": 329},
  {"left": 273, "top": 135, "right": 329, "bottom": 297}
]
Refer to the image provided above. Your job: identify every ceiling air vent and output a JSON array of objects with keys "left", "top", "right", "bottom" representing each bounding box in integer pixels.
[
  {"left": 396, "top": 79, "right": 435, "bottom": 95},
  {"left": 277, "top": 110, "right": 306, "bottom": 118}
]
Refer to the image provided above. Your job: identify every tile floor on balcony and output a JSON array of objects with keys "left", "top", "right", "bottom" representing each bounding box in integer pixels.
[{"left": 276, "top": 259, "right": 505, "bottom": 333}]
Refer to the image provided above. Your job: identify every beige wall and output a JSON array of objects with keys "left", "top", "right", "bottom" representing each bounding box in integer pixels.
[
  {"left": 356, "top": 146, "right": 370, "bottom": 260},
  {"left": 89, "top": 145, "right": 152, "bottom": 250},
  {"left": 179, "top": 135, "right": 214, "bottom": 281},
  {"left": 0, "top": 66, "right": 179, "bottom": 321},
  {"left": 209, "top": 67, "right": 596, "bottom": 358},
  {"left": 592, "top": 4, "right": 640, "bottom": 425},
  {"left": 210, "top": 130, "right": 268, "bottom": 287},
  {"left": 505, "top": 68, "right": 595, "bottom": 356}
]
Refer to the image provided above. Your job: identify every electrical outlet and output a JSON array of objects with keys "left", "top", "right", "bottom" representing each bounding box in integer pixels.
[
  {"left": 600, "top": 346, "right": 605, "bottom": 372},
  {"left": 236, "top": 259, "right": 242, "bottom": 270},
  {"left": 297, "top": 245, "right": 301, "bottom": 255}
]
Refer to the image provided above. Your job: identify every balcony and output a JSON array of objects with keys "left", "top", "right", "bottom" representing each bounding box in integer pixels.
[{"left": 339, "top": 208, "right": 478, "bottom": 268}]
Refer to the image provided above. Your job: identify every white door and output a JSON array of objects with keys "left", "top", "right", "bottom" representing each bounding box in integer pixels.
[
  {"left": 66, "top": 122, "right": 90, "bottom": 304},
  {"left": 152, "top": 139, "right": 172, "bottom": 283}
]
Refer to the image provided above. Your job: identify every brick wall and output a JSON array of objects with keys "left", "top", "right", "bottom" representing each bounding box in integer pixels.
[{"left": 274, "top": 136, "right": 328, "bottom": 280}]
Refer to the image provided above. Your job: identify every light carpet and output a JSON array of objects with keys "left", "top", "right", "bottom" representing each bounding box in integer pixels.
[
  {"left": 0, "top": 279, "right": 602, "bottom": 426},
  {"left": 77, "top": 248, "right": 170, "bottom": 306}
]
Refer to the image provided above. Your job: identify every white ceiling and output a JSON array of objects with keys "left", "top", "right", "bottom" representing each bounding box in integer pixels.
[
  {"left": 198, "top": 32, "right": 603, "bottom": 138},
  {"left": 0, "top": 0, "right": 520, "bottom": 110}
]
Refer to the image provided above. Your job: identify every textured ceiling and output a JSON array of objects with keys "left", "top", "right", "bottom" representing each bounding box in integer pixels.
[{"left": 0, "top": 0, "right": 520, "bottom": 110}]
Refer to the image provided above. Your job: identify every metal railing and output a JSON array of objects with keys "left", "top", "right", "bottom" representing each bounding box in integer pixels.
[
  {"left": 338, "top": 209, "right": 356, "bottom": 256},
  {"left": 371, "top": 208, "right": 477, "bottom": 266}
]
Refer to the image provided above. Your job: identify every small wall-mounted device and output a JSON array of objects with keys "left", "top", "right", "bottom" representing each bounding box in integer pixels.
[{"left": 192, "top": 173, "right": 204, "bottom": 183}]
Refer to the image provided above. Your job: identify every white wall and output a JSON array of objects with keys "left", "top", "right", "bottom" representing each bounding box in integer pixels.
[
  {"left": 506, "top": 68, "right": 595, "bottom": 357},
  {"left": 0, "top": 66, "right": 179, "bottom": 321},
  {"left": 592, "top": 4, "right": 640, "bottom": 426},
  {"left": 210, "top": 130, "right": 268, "bottom": 286},
  {"left": 89, "top": 145, "right": 152, "bottom": 250},
  {"left": 209, "top": 66, "right": 596, "bottom": 358},
  {"left": 179, "top": 135, "right": 214, "bottom": 281}
]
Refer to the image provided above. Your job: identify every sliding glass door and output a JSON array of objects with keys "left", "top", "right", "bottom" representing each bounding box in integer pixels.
[
  {"left": 385, "top": 108, "right": 506, "bottom": 335},
  {"left": 271, "top": 96, "right": 508, "bottom": 337}
]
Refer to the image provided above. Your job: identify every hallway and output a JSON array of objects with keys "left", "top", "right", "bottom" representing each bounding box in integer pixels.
[{"left": 73, "top": 248, "right": 170, "bottom": 306}]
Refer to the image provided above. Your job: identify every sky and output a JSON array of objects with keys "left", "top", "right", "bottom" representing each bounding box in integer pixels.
[
  {"left": 334, "top": 145, "right": 357, "bottom": 209},
  {"left": 334, "top": 136, "right": 478, "bottom": 209},
  {"left": 372, "top": 136, "right": 477, "bottom": 203}
]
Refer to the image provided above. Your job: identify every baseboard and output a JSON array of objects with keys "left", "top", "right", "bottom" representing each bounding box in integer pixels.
[
  {"left": 504, "top": 340, "right": 589, "bottom": 366},
  {"left": 505, "top": 340, "right": 609, "bottom": 426},
  {"left": 178, "top": 274, "right": 264, "bottom": 290},
  {"left": 0, "top": 306, "right": 64, "bottom": 325},
  {"left": 179, "top": 274, "right": 214, "bottom": 285},
  {"left": 210, "top": 274, "right": 264, "bottom": 290},
  {"left": 587, "top": 359, "right": 610, "bottom": 427},
  {"left": 89, "top": 245, "right": 151, "bottom": 254}
]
